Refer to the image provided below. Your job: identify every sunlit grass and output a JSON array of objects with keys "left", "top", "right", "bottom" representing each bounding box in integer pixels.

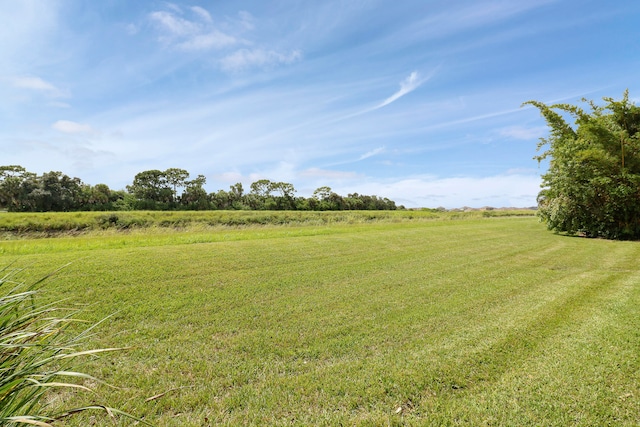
[{"left": 1, "top": 216, "right": 638, "bottom": 426}]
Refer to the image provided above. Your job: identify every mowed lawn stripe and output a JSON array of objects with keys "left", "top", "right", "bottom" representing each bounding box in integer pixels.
[
  {"left": 2, "top": 217, "right": 639, "bottom": 426},
  {"left": 429, "top": 251, "right": 640, "bottom": 426}
]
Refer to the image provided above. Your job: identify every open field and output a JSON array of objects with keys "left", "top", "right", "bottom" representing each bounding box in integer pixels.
[{"left": 1, "top": 214, "right": 639, "bottom": 426}]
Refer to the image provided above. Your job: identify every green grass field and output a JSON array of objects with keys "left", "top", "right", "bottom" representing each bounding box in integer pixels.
[{"left": 1, "top": 213, "right": 639, "bottom": 426}]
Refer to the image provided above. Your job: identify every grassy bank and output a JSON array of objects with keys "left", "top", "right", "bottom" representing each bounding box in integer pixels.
[
  {"left": 0, "top": 209, "right": 534, "bottom": 236},
  {"left": 1, "top": 216, "right": 638, "bottom": 426}
]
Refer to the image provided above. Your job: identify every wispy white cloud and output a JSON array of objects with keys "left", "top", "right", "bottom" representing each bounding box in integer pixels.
[
  {"left": 416, "top": 106, "right": 524, "bottom": 132},
  {"left": 220, "top": 49, "right": 302, "bottom": 72},
  {"left": 237, "top": 11, "right": 255, "bottom": 31},
  {"left": 164, "top": 2, "right": 183, "bottom": 14},
  {"left": 402, "top": 0, "right": 558, "bottom": 44},
  {"left": 52, "top": 120, "right": 96, "bottom": 134},
  {"left": 333, "top": 69, "right": 436, "bottom": 123},
  {"left": 12, "top": 76, "right": 56, "bottom": 91},
  {"left": 358, "top": 147, "right": 385, "bottom": 161},
  {"left": 451, "top": 1, "right": 557, "bottom": 30},
  {"left": 331, "top": 172, "right": 542, "bottom": 208},
  {"left": 125, "top": 23, "right": 139, "bottom": 35},
  {"left": 209, "top": 167, "right": 541, "bottom": 208},
  {"left": 376, "top": 71, "right": 424, "bottom": 109},
  {"left": 191, "top": 6, "right": 213, "bottom": 23},
  {"left": 299, "top": 168, "right": 359, "bottom": 180},
  {"left": 247, "top": 161, "right": 298, "bottom": 184},
  {"left": 49, "top": 101, "right": 72, "bottom": 109},
  {"left": 148, "top": 6, "right": 300, "bottom": 72},
  {"left": 10, "top": 76, "right": 68, "bottom": 98},
  {"left": 149, "top": 8, "right": 237, "bottom": 50},
  {"left": 214, "top": 171, "right": 244, "bottom": 183},
  {"left": 180, "top": 31, "right": 237, "bottom": 50},
  {"left": 499, "top": 125, "right": 547, "bottom": 140},
  {"left": 0, "top": 2, "right": 61, "bottom": 71},
  {"left": 149, "top": 11, "right": 199, "bottom": 37}
]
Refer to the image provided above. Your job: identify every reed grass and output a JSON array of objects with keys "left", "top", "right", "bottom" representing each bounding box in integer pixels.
[{"left": 0, "top": 266, "right": 150, "bottom": 426}]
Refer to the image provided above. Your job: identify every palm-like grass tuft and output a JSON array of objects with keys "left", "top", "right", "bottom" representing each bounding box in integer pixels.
[{"left": 0, "top": 266, "right": 150, "bottom": 426}]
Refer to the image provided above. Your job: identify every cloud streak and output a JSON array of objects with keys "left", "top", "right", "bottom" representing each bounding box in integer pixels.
[
  {"left": 220, "top": 49, "right": 302, "bottom": 72},
  {"left": 149, "top": 7, "right": 238, "bottom": 50},
  {"left": 148, "top": 5, "right": 301, "bottom": 72},
  {"left": 190, "top": 6, "right": 213, "bottom": 23},
  {"left": 52, "top": 120, "right": 96, "bottom": 134},
  {"left": 10, "top": 76, "right": 68, "bottom": 98},
  {"left": 331, "top": 69, "right": 437, "bottom": 123},
  {"left": 376, "top": 71, "right": 424, "bottom": 109},
  {"left": 499, "top": 126, "right": 547, "bottom": 140},
  {"left": 358, "top": 147, "right": 385, "bottom": 161}
]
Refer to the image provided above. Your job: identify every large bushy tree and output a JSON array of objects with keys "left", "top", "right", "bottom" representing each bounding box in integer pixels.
[
  {"left": 526, "top": 90, "right": 640, "bottom": 239},
  {"left": 0, "top": 166, "right": 31, "bottom": 211},
  {"left": 127, "top": 169, "right": 174, "bottom": 209},
  {"left": 0, "top": 168, "right": 89, "bottom": 212}
]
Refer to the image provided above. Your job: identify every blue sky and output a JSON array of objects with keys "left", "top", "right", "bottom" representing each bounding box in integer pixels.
[{"left": 2, "top": 1, "right": 639, "bottom": 208}]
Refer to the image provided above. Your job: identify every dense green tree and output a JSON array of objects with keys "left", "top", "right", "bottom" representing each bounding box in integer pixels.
[
  {"left": 312, "top": 186, "right": 347, "bottom": 210},
  {"left": 0, "top": 166, "right": 31, "bottom": 211},
  {"left": 127, "top": 169, "right": 173, "bottom": 208},
  {"left": 111, "top": 190, "right": 136, "bottom": 211},
  {"left": 525, "top": 90, "right": 640, "bottom": 239},
  {"left": 270, "top": 182, "right": 296, "bottom": 210},
  {"left": 210, "top": 189, "right": 231, "bottom": 209},
  {"left": 0, "top": 166, "right": 126, "bottom": 212},
  {"left": 248, "top": 179, "right": 274, "bottom": 210},
  {"left": 313, "top": 186, "right": 332, "bottom": 201},
  {"left": 165, "top": 168, "right": 190, "bottom": 203},
  {"left": 92, "top": 184, "right": 124, "bottom": 210},
  {"left": 181, "top": 174, "right": 209, "bottom": 209},
  {"left": 249, "top": 179, "right": 272, "bottom": 198},
  {"left": 345, "top": 193, "right": 365, "bottom": 210},
  {"left": 87, "top": 184, "right": 110, "bottom": 206},
  {"left": 228, "top": 183, "right": 246, "bottom": 209},
  {"left": 22, "top": 171, "right": 82, "bottom": 212}
]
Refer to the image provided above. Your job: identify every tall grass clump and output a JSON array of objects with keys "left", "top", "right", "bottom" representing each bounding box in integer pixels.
[{"left": 0, "top": 266, "right": 149, "bottom": 426}]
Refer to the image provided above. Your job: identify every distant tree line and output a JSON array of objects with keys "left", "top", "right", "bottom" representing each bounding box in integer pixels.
[{"left": 0, "top": 166, "right": 400, "bottom": 212}]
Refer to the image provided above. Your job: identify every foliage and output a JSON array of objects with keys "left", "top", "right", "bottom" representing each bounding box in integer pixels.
[
  {"left": 0, "top": 167, "right": 125, "bottom": 213},
  {"left": 525, "top": 90, "right": 640, "bottom": 239},
  {"left": 0, "top": 167, "right": 400, "bottom": 213},
  {"left": 126, "top": 169, "right": 174, "bottom": 209},
  {"left": 0, "top": 266, "right": 149, "bottom": 426}
]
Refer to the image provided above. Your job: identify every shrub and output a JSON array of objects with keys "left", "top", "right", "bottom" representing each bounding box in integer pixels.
[{"left": 526, "top": 91, "right": 640, "bottom": 239}]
